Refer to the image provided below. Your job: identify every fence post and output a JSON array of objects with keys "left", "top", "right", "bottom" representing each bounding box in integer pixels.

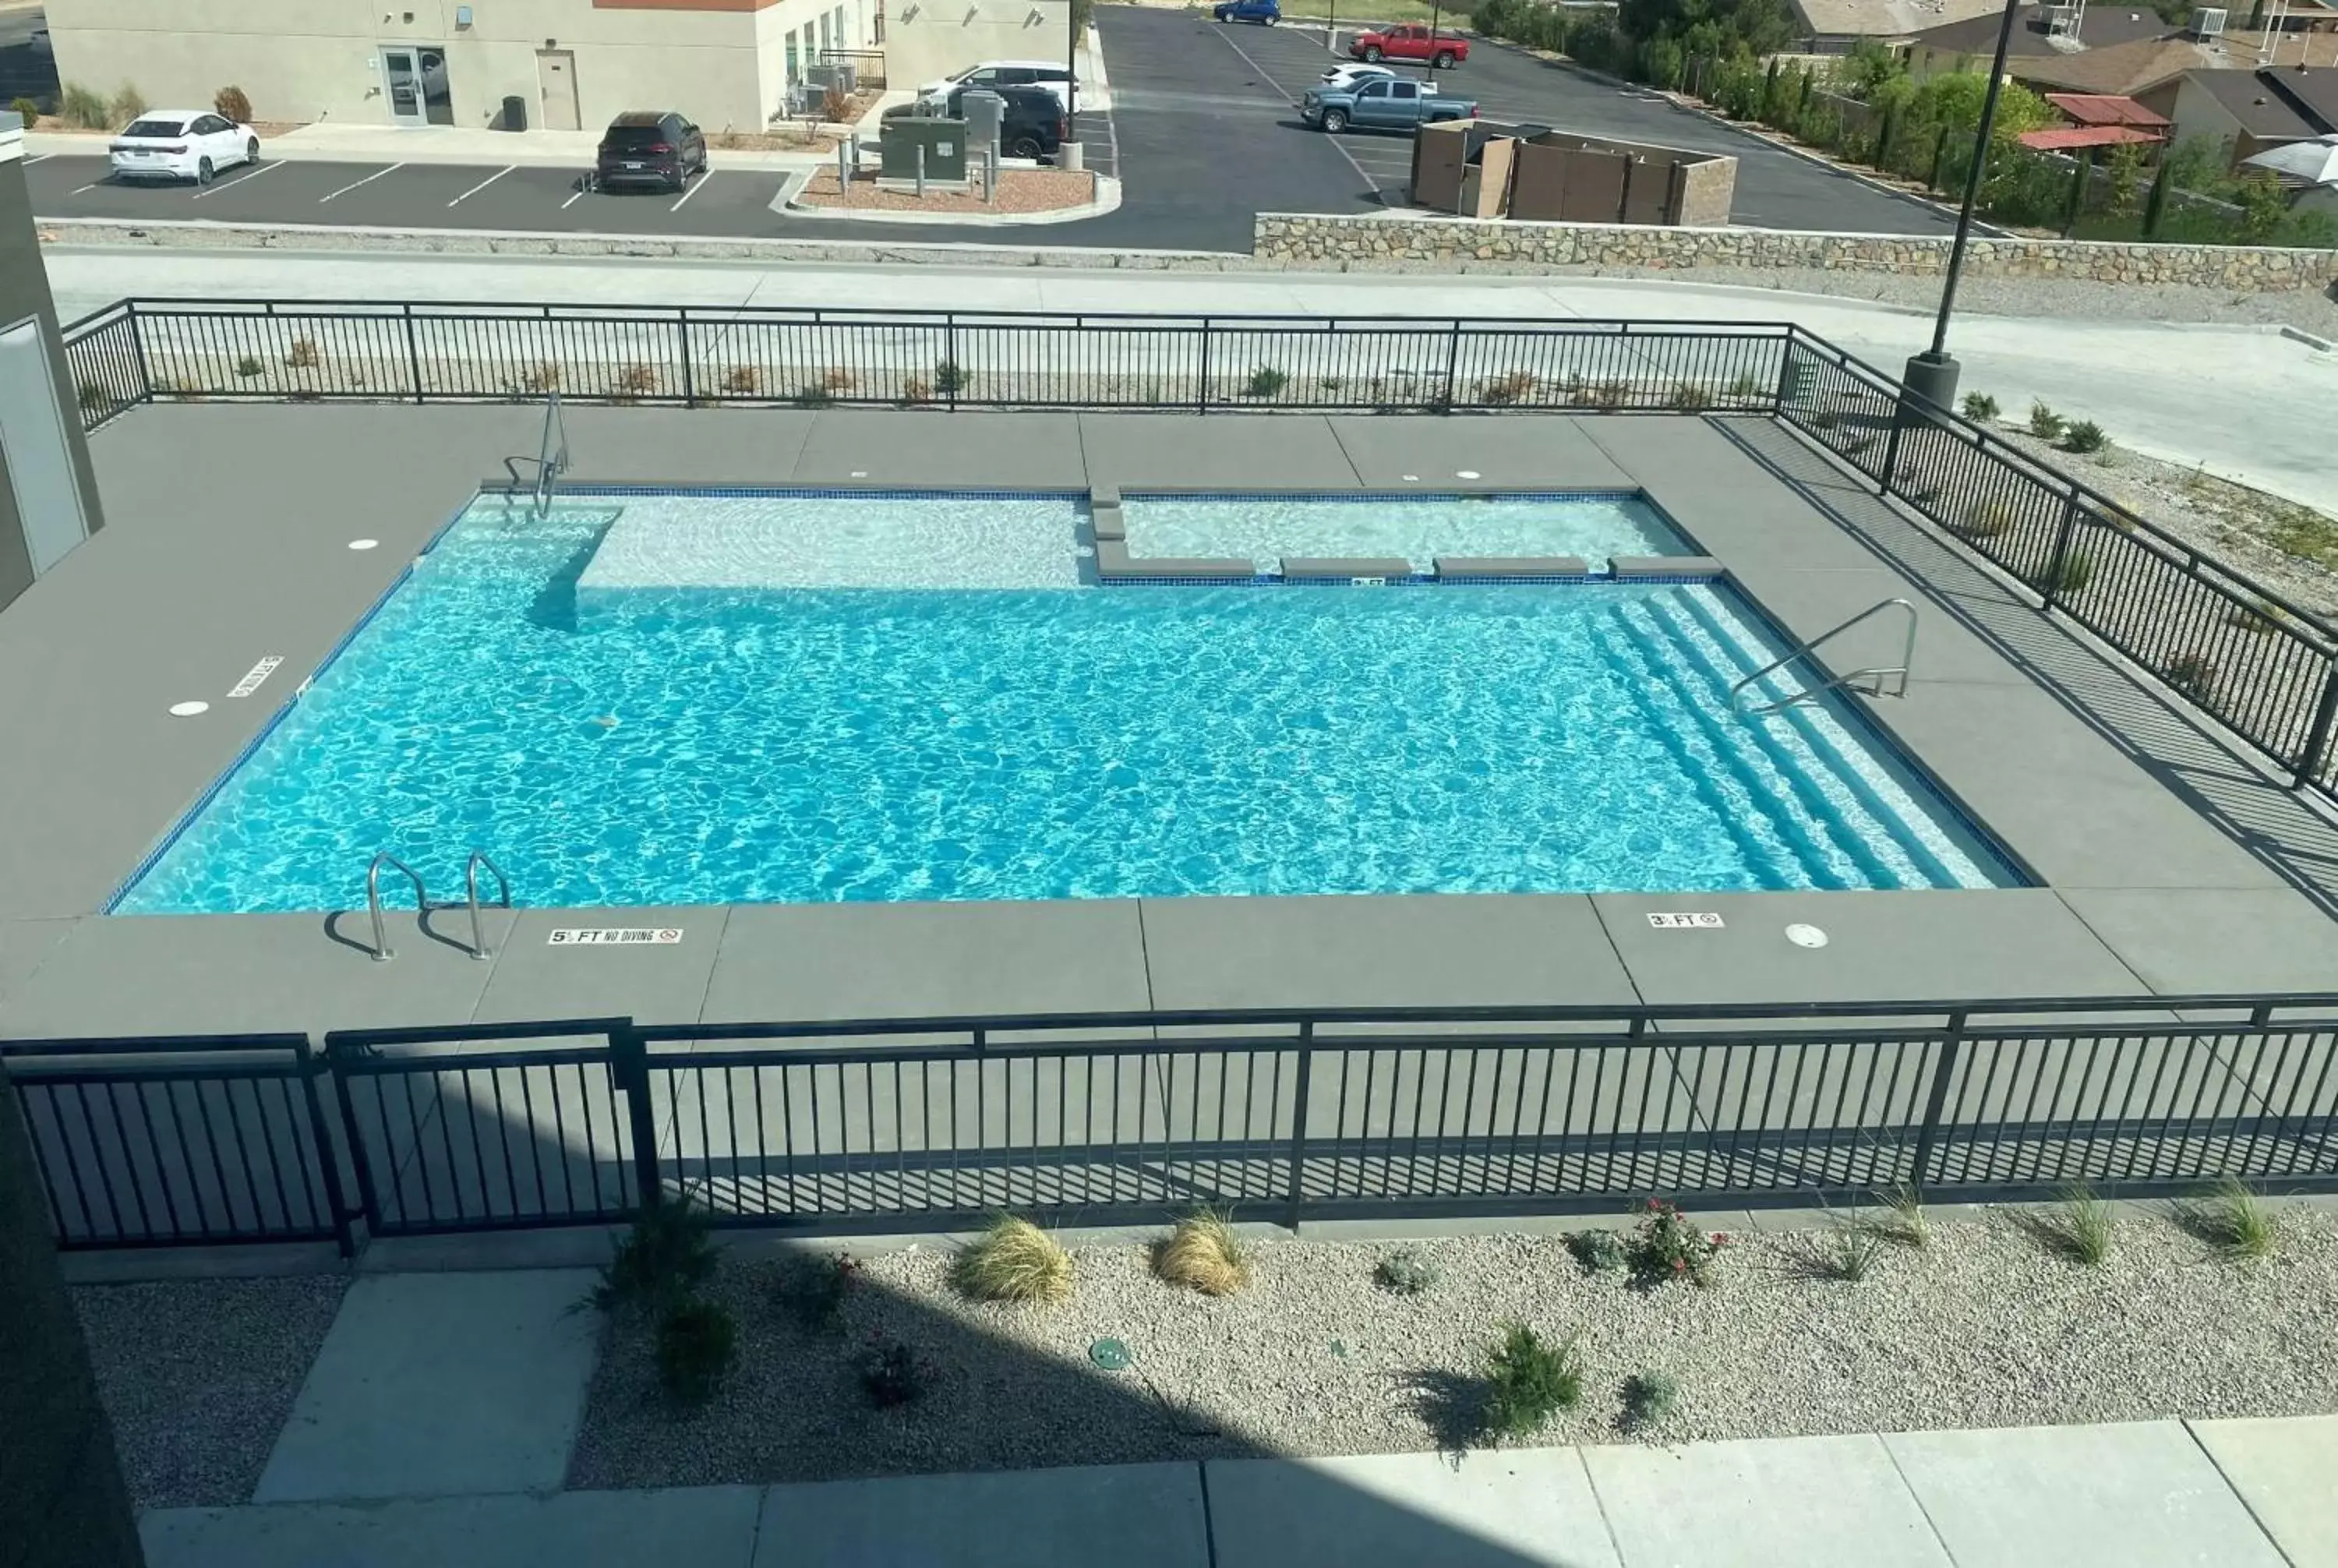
[
  {"left": 125, "top": 302, "right": 155, "bottom": 407},
  {"left": 402, "top": 304, "right": 426, "bottom": 405},
  {"left": 944, "top": 315, "right": 959, "bottom": 410},
  {"left": 1442, "top": 321, "right": 1462, "bottom": 411},
  {"left": 1877, "top": 374, "right": 1911, "bottom": 498},
  {"left": 298, "top": 1039, "right": 359, "bottom": 1258},
  {"left": 609, "top": 1025, "right": 664, "bottom": 1210},
  {"left": 1285, "top": 1022, "right": 1315, "bottom": 1233},
  {"left": 1909, "top": 1012, "right": 1965, "bottom": 1192},
  {"left": 678, "top": 310, "right": 695, "bottom": 407},
  {"left": 2293, "top": 661, "right": 2338, "bottom": 790},
  {"left": 2040, "top": 486, "right": 2084, "bottom": 611},
  {"left": 1198, "top": 317, "right": 1212, "bottom": 415},
  {"left": 323, "top": 1036, "right": 386, "bottom": 1237}
]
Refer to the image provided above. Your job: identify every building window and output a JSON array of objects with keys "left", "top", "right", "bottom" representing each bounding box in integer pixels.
[{"left": 785, "top": 26, "right": 800, "bottom": 94}]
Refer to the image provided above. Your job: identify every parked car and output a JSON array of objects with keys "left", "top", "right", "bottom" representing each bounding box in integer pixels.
[
  {"left": 595, "top": 111, "right": 708, "bottom": 193},
  {"left": 1318, "top": 62, "right": 1410, "bottom": 90},
  {"left": 107, "top": 111, "right": 260, "bottom": 185},
  {"left": 939, "top": 82, "right": 1068, "bottom": 161},
  {"left": 917, "top": 60, "right": 1075, "bottom": 116},
  {"left": 1348, "top": 23, "right": 1469, "bottom": 67},
  {"left": 1301, "top": 76, "right": 1475, "bottom": 134},
  {"left": 1213, "top": 0, "right": 1280, "bottom": 23}
]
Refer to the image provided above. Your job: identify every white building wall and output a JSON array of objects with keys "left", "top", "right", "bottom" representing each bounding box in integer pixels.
[{"left": 882, "top": 0, "right": 1072, "bottom": 95}]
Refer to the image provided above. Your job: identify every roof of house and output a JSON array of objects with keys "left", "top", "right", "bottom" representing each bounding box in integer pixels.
[
  {"left": 1790, "top": 0, "right": 2003, "bottom": 41},
  {"left": 2170, "top": 66, "right": 2326, "bottom": 136},
  {"left": 2008, "top": 36, "right": 2224, "bottom": 94},
  {"left": 2043, "top": 90, "right": 2174, "bottom": 125},
  {"left": 2263, "top": 64, "right": 2338, "bottom": 128},
  {"left": 1906, "top": 2, "right": 2181, "bottom": 56},
  {"left": 2018, "top": 124, "right": 2165, "bottom": 147}
]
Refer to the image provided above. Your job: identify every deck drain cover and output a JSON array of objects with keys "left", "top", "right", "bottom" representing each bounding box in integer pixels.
[
  {"left": 1456, "top": 470, "right": 1482, "bottom": 480},
  {"left": 168, "top": 701, "right": 210, "bottom": 718},
  {"left": 347, "top": 539, "right": 380, "bottom": 551},
  {"left": 1089, "top": 1337, "right": 1132, "bottom": 1372},
  {"left": 1785, "top": 923, "right": 1829, "bottom": 949}
]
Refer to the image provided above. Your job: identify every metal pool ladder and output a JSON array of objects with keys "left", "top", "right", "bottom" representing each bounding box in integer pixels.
[
  {"left": 1729, "top": 598, "right": 1917, "bottom": 717},
  {"left": 532, "top": 391, "right": 570, "bottom": 521},
  {"left": 362, "top": 848, "right": 511, "bottom": 962}
]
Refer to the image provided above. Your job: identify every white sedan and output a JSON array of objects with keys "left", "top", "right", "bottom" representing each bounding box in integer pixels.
[
  {"left": 108, "top": 111, "right": 261, "bottom": 185},
  {"left": 1319, "top": 63, "right": 1405, "bottom": 90}
]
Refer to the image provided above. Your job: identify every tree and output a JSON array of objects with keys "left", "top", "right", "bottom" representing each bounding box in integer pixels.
[
  {"left": 2235, "top": 171, "right": 2288, "bottom": 243},
  {"left": 2105, "top": 140, "right": 2147, "bottom": 217},
  {"left": 2141, "top": 157, "right": 2174, "bottom": 238},
  {"left": 1841, "top": 37, "right": 1905, "bottom": 97}
]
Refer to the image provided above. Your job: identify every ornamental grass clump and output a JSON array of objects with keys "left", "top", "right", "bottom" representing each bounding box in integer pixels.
[
  {"left": 952, "top": 1214, "right": 1074, "bottom": 1305},
  {"left": 1153, "top": 1208, "right": 1249, "bottom": 1296}
]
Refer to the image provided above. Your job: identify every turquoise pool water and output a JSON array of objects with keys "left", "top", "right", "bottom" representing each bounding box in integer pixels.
[{"left": 115, "top": 494, "right": 2013, "bottom": 913}]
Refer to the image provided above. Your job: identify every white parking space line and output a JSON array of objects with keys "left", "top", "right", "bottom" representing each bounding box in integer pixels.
[
  {"left": 1207, "top": 23, "right": 1384, "bottom": 201},
  {"left": 191, "top": 159, "right": 289, "bottom": 200},
  {"left": 23, "top": 154, "right": 51, "bottom": 167},
  {"left": 70, "top": 180, "right": 105, "bottom": 193},
  {"left": 448, "top": 165, "right": 515, "bottom": 207},
  {"left": 320, "top": 163, "right": 402, "bottom": 203},
  {"left": 561, "top": 185, "right": 589, "bottom": 210},
  {"left": 669, "top": 171, "right": 715, "bottom": 212}
]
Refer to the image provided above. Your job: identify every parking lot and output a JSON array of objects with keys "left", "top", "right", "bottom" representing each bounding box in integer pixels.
[{"left": 23, "top": 5, "right": 1950, "bottom": 251}]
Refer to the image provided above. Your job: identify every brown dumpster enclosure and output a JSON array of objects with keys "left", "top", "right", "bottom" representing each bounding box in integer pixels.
[{"left": 1410, "top": 118, "right": 1736, "bottom": 226}]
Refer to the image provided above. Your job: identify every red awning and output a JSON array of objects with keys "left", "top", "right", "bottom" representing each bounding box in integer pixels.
[
  {"left": 2041, "top": 93, "right": 2174, "bottom": 129},
  {"left": 2018, "top": 126, "right": 2165, "bottom": 150}
]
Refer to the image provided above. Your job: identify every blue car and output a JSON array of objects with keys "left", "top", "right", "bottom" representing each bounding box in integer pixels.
[{"left": 1213, "top": 0, "right": 1280, "bottom": 23}]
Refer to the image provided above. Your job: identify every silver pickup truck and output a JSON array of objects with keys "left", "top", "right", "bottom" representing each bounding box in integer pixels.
[{"left": 1300, "top": 76, "right": 1478, "bottom": 135}]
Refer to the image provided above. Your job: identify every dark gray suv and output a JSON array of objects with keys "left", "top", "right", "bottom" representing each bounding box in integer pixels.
[{"left": 595, "top": 111, "right": 708, "bottom": 193}]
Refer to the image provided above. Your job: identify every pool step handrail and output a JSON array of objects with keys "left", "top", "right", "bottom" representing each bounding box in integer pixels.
[
  {"left": 1731, "top": 598, "right": 1917, "bottom": 717},
  {"left": 532, "top": 392, "right": 570, "bottom": 521},
  {"left": 464, "top": 850, "right": 511, "bottom": 962},
  {"left": 364, "top": 850, "right": 429, "bottom": 963}
]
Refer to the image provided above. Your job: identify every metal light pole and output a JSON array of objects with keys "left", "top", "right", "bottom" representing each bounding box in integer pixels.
[{"left": 1902, "top": 0, "right": 2021, "bottom": 412}]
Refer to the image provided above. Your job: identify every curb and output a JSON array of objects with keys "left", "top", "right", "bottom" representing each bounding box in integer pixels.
[
  {"left": 774, "top": 170, "right": 1125, "bottom": 226},
  {"left": 2282, "top": 325, "right": 2335, "bottom": 352}
]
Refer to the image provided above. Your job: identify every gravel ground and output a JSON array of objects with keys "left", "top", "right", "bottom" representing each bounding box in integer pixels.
[
  {"left": 567, "top": 1208, "right": 2338, "bottom": 1490},
  {"left": 72, "top": 1273, "right": 350, "bottom": 1509},
  {"left": 796, "top": 168, "right": 1097, "bottom": 215}
]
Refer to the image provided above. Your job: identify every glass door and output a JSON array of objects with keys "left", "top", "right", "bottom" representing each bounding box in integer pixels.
[{"left": 382, "top": 47, "right": 426, "bottom": 125}]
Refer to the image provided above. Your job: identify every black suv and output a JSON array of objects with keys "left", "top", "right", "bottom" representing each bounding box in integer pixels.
[
  {"left": 941, "top": 84, "right": 1068, "bottom": 162},
  {"left": 595, "top": 111, "right": 708, "bottom": 192}
]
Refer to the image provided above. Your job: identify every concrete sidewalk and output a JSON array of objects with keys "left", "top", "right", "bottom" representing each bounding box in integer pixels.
[
  {"left": 138, "top": 1416, "right": 2338, "bottom": 1568},
  {"left": 37, "top": 248, "right": 2336, "bottom": 517}
]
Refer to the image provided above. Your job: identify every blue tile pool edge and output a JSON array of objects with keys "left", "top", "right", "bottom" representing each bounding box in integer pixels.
[{"left": 101, "top": 496, "right": 483, "bottom": 916}]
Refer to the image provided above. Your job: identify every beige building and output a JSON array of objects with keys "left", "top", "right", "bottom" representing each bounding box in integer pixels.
[{"left": 44, "top": 0, "right": 1072, "bottom": 135}]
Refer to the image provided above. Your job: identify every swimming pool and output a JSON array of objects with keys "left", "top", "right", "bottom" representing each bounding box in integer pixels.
[
  {"left": 1122, "top": 492, "right": 1687, "bottom": 574},
  {"left": 113, "top": 491, "right": 2015, "bottom": 913}
]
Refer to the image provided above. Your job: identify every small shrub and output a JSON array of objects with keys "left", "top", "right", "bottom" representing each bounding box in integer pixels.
[
  {"left": 2061, "top": 419, "right": 2107, "bottom": 455},
  {"left": 589, "top": 1199, "right": 719, "bottom": 1315},
  {"left": 2036, "top": 1183, "right": 2114, "bottom": 1266},
  {"left": 284, "top": 337, "right": 320, "bottom": 369},
  {"left": 900, "top": 374, "right": 932, "bottom": 405},
  {"left": 1374, "top": 1246, "right": 1439, "bottom": 1296},
  {"left": 1564, "top": 1229, "right": 1626, "bottom": 1273},
  {"left": 1842, "top": 432, "right": 1877, "bottom": 455},
  {"left": 233, "top": 355, "right": 266, "bottom": 380},
  {"left": 933, "top": 358, "right": 966, "bottom": 395},
  {"left": 77, "top": 381, "right": 115, "bottom": 413},
  {"left": 1808, "top": 408, "right": 1841, "bottom": 430},
  {"left": 214, "top": 86, "right": 254, "bottom": 124},
  {"left": 1153, "top": 1208, "right": 1249, "bottom": 1296},
  {"left": 9, "top": 96, "right": 41, "bottom": 128},
  {"left": 1589, "top": 380, "right": 1631, "bottom": 411},
  {"left": 655, "top": 1299, "right": 736, "bottom": 1405},
  {"left": 1668, "top": 380, "right": 1713, "bottom": 412},
  {"left": 522, "top": 361, "right": 562, "bottom": 394},
  {"left": 856, "top": 1336, "right": 939, "bottom": 1407},
  {"left": 2027, "top": 400, "right": 2065, "bottom": 440},
  {"left": 1958, "top": 498, "right": 2015, "bottom": 539},
  {"left": 792, "top": 385, "right": 835, "bottom": 408},
  {"left": 820, "top": 366, "right": 856, "bottom": 393},
  {"left": 613, "top": 362, "right": 659, "bottom": 397},
  {"left": 1872, "top": 1184, "right": 1930, "bottom": 1249},
  {"left": 2226, "top": 600, "right": 2286, "bottom": 637},
  {"left": 2187, "top": 1178, "right": 2278, "bottom": 1260},
  {"left": 2163, "top": 652, "right": 2217, "bottom": 705},
  {"left": 61, "top": 83, "right": 109, "bottom": 130},
  {"left": 1244, "top": 366, "right": 1288, "bottom": 400},
  {"left": 952, "top": 1214, "right": 1073, "bottom": 1305},
  {"left": 2033, "top": 549, "right": 2095, "bottom": 597},
  {"left": 1626, "top": 1199, "right": 1725, "bottom": 1287},
  {"left": 772, "top": 1251, "right": 860, "bottom": 1333},
  {"left": 1482, "top": 1323, "right": 1584, "bottom": 1440},
  {"left": 1482, "top": 369, "right": 1536, "bottom": 405},
  {"left": 1961, "top": 391, "right": 1999, "bottom": 422},
  {"left": 1319, "top": 376, "right": 1344, "bottom": 392},
  {"left": 1620, "top": 1370, "right": 1679, "bottom": 1429},
  {"left": 721, "top": 365, "right": 760, "bottom": 394},
  {"left": 108, "top": 83, "right": 148, "bottom": 129},
  {"left": 1726, "top": 369, "right": 1764, "bottom": 402}
]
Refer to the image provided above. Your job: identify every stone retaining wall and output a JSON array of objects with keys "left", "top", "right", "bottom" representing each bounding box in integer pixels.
[{"left": 1252, "top": 214, "right": 2338, "bottom": 291}]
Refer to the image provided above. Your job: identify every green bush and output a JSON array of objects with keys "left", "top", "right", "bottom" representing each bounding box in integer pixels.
[
  {"left": 1960, "top": 391, "right": 1998, "bottom": 422},
  {"left": 772, "top": 1251, "right": 860, "bottom": 1333},
  {"left": 655, "top": 1299, "right": 736, "bottom": 1404},
  {"left": 856, "top": 1337, "right": 939, "bottom": 1407},
  {"left": 2061, "top": 419, "right": 2107, "bottom": 454},
  {"left": 2185, "top": 1177, "right": 2277, "bottom": 1260},
  {"left": 108, "top": 83, "right": 147, "bottom": 129},
  {"left": 590, "top": 1199, "right": 719, "bottom": 1315},
  {"left": 233, "top": 355, "right": 267, "bottom": 380},
  {"left": 1565, "top": 1228, "right": 1626, "bottom": 1272},
  {"left": 2163, "top": 651, "right": 2217, "bottom": 705},
  {"left": 1244, "top": 366, "right": 1288, "bottom": 400},
  {"left": 1620, "top": 1370, "right": 1679, "bottom": 1428},
  {"left": 933, "top": 358, "right": 966, "bottom": 395},
  {"left": 1482, "top": 1323, "right": 1583, "bottom": 1440},
  {"left": 2027, "top": 401, "right": 2065, "bottom": 440},
  {"left": 2036, "top": 1183, "right": 2115, "bottom": 1265},
  {"left": 9, "top": 96, "right": 41, "bottom": 126},
  {"left": 1626, "top": 1199, "right": 1725, "bottom": 1287},
  {"left": 1375, "top": 1246, "right": 1440, "bottom": 1295},
  {"left": 2035, "top": 549, "right": 2095, "bottom": 596},
  {"left": 60, "top": 83, "right": 109, "bottom": 130}
]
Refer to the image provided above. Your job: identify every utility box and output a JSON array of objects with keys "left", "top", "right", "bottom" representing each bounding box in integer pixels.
[
  {"left": 879, "top": 115, "right": 967, "bottom": 181},
  {"left": 960, "top": 88, "right": 1005, "bottom": 148}
]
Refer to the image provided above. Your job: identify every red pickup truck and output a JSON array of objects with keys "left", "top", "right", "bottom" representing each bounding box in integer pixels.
[{"left": 1348, "top": 23, "right": 1470, "bottom": 67}]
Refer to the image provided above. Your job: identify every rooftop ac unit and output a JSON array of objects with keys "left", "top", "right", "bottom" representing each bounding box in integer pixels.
[{"left": 2191, "top": 5, "right": 2227, "bottom": 35}]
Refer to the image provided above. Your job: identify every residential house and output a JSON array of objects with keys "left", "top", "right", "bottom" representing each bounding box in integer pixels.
[
  {"left": 1788, "top": 0, "right": 2004, "bottom": 54},
  {"left": 1903, "top": 2, "right": 2183, "bottom": 76},
  {"left": 2006, "top": 34, "right": 2229, "bottom": 95},
  {"left": 2136, "top": 63, "right": 2338, "bottom": 156},
  {"left": 42, "top": 0, "right": 1072, "bottom": 135}
]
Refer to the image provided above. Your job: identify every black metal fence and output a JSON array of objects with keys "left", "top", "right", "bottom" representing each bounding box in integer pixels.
[{"left": 8, "top": 997, "right": 2338, "bottom": 1253}]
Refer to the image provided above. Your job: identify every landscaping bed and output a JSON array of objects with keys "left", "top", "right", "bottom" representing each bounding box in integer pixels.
[
  {"left": 565, "top": 1201, "right": 2338, "bottom": 1491},
  {"left": 793, "top": 168, "right": 1098, "bottom": 217},
  {"left": 73, "top": 1273, "right": 350, "bottom": 1507}
]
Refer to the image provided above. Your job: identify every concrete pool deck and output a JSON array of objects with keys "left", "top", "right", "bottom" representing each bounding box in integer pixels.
[{"left": 4, "top": 404, "right": 2338, "bottom": 1044}]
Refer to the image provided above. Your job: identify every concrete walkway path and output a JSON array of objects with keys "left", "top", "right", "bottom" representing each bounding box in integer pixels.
[
  {"left": 37, "top": 248, "right": 2337, "bottom": 517},
  {"left": 138, "top": 1415, "right": 2336, "bottom": 1568}
]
